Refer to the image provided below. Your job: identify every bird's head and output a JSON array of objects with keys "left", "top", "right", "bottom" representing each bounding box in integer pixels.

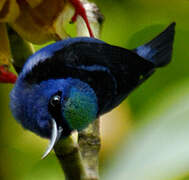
[
  {"left": 10, "top": 38, "right": 104, "bottom": 158},
  {"left": 10, "top": 77, "right": 98, "bottom": 158}
]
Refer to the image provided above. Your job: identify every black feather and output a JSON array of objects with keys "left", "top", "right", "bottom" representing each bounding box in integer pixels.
[
  {"left": 24, "top": 41, "right": 154, "bottom": 115},
  {"left": 134, "top": 22, "right": 176, "bottom": 67}
]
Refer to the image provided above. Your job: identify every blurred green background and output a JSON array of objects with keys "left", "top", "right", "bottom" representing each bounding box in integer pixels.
[{"left": 1, "top": 0, "right": 189, "bottom": 179}]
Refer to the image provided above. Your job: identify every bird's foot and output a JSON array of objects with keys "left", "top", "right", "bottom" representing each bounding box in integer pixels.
[
  {"left": 69, "top": 0, "right": 94, "bottom": 37},
  {"left": 0, "top": 65, "right": 17, "bottom": 84}
]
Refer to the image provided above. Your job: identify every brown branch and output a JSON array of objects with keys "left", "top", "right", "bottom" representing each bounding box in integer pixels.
[{"left": 78, "top": 119, "right": 101, "bottom": 180}]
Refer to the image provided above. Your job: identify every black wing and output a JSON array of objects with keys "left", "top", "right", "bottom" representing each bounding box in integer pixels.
[{"left": 24, "top": 41, "right": 154, "bottom": 115}]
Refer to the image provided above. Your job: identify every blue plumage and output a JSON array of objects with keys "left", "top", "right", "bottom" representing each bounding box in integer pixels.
[
  {"left": 11, "top": 78, "right": 97, "bottom": 138},
  {"left": 10, "top": 23, "right": 175, "bottom": 156},
  {"left": 134, "top": 23, "right": 175, "bottom": 67},
  {"left": 21, "top": 37, "right": 105, "bottom": 79}
]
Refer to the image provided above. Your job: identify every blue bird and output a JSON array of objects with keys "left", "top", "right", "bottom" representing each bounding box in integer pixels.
[{"left": 10, "top": 23, "right": 175, "bottom": 158}]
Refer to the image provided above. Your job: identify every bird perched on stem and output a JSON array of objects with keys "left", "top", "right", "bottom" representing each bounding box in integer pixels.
[{"left": 10, "top": 23, "right": 175, "bottom": 158}]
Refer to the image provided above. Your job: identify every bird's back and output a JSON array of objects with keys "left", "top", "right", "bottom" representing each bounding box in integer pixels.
[{"left": 20, "top": 38, "right": 154, "bottom": 115}]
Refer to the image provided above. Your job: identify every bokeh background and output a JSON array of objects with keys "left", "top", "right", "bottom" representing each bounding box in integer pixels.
[{"left": 0, "top": 0, "right": 189, "bottom": 179}]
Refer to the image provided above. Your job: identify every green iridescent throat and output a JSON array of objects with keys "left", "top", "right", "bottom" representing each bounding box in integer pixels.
[{"left": 63, "top": 87, "right": 98, "bottom": 131}]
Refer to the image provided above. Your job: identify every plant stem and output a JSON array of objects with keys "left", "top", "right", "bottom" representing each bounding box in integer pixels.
[
  {"left": 54, "top": 119, "right": 100, "bottom": 180},
  {"left": 0, "top": 23, "right": 12, "bottom": 66},
  {"left": 78, "top": 119, "right": 101, "bottom": 180},
  {"left": 54, "top": 134, "right": 87, "bottom": 180},
  {"left": 54, "top": 1, "right": 104, "bottom": 180},
  {"left": 7, "top": 25, "right": 34, "bottom": 73}
]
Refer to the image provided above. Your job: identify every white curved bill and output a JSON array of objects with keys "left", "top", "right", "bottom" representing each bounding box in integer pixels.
[{"left": 42, "top": 119, "right": 63, "bottom": 159}]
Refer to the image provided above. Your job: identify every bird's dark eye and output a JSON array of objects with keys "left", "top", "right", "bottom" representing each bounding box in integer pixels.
[{"left": 50, "top": 94, "right": 61, "bottom": 107}]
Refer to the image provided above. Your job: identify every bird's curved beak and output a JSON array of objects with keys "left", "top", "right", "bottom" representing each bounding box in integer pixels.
[{"left": 42, "top": 118, "right": 63, "bottom": 159}]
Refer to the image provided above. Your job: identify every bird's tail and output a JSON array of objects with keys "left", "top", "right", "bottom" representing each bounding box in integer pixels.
[{"left": 134, "top": 22, "right": 176, "bottom": 67}]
